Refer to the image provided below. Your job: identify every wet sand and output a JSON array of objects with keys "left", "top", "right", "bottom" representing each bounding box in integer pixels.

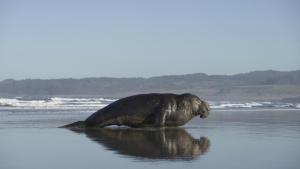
[{"left": 0, "top": 109, "right": 300, "bottom": 169}]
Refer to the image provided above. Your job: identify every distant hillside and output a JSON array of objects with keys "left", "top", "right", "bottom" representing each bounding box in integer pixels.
[{"left": 0, "top": 70, "right": 300, "bottom": 101}]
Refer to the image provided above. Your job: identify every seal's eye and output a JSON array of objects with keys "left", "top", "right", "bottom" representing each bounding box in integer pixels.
[{"left": 194, "top": 100, "right": 202, "bottom": 110}]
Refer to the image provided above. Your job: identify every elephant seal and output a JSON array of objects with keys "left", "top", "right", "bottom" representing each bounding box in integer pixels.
[
  {"left": 63, "top": 93, "right": 210, "bottom": 128},
  {"left": 69, "top": 128, "right": 210, "bottom": 160}
]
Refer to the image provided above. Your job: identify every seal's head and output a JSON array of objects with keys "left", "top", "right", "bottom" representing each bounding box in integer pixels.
[{"left": 187, "top": 94, "right": 210, "bottom": 118}]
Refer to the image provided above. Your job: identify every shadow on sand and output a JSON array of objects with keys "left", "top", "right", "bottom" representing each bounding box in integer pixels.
[{"left": 69, "top": 127, "right": 210, "bottom": 160}]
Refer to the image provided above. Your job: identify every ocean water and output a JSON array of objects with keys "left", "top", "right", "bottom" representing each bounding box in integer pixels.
[
  {"left": 0, "top": 97, "right": 300, "bottom": 169},
  {"left": 1, "top": 97, "right": 299, "bottom": 110}
]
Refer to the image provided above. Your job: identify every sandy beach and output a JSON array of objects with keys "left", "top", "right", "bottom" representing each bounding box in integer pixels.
[{"left": 1, "top": 109, "right": 299, "bottom": 169}]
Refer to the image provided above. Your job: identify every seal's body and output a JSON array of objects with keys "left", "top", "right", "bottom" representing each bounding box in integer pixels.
[{"left": 64, "top": 93, "right": 210, "bottom": 128}]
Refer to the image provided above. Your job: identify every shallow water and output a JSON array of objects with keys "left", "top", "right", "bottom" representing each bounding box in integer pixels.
[{"left": 0, "top": 109, "right": 300, "bottom": 169}]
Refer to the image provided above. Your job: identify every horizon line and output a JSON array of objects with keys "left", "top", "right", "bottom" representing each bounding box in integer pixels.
[{"left": 1, "top": 69, "right": 300, "bottom": 82}]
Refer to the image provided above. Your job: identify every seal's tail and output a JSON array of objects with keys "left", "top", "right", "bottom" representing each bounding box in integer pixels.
[{"left": 60, "top": 121, "right": 85, "bottom": 128}]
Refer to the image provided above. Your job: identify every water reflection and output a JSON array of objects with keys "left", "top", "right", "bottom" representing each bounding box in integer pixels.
[{"left": 70, "top": 128, "right": 210, "bottom": 160}]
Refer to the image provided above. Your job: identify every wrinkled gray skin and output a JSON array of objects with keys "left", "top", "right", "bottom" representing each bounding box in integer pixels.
[{"left": 64, "top": 93, "right": 210, "bottom": 128}]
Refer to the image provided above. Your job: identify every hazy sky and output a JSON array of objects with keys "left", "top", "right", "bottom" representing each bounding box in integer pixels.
[{"left": 0, "top": 0, "right": 299, "bottom": 80}]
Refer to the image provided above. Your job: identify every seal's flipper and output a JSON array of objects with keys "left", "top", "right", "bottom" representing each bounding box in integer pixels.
[
  {"left": 60, "top": 121, "right": 85, "bottom": 128},
  {"left": 154, "top": 107, "right": 168, "bottom": 128}
]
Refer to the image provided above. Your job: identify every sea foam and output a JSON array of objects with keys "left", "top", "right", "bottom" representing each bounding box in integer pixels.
[{"left": 0, "top": 97, "right": 115, "bottom": 110}]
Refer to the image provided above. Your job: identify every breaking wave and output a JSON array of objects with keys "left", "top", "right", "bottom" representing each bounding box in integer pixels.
[
  {"left": 209, "top": 101, "right": 299, "bottom": 109},
  {"left": 0, "top": 97, "right": 116, "bottom": 110}
]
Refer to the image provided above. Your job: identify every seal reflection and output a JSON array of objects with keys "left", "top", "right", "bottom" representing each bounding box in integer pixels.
[{"left": 71, "top": 128, "right": 210, "bottom": 160}]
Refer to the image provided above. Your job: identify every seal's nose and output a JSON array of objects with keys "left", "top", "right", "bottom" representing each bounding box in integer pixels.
[
  {"left": 200, "top": 112, "right": 208, "bottom": 118},
  {"left": 200, "top": 101, "right": 210, "bottom": 118},
  {"left": 205, "top": 101, "right": 211, "bottom": 112}
]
